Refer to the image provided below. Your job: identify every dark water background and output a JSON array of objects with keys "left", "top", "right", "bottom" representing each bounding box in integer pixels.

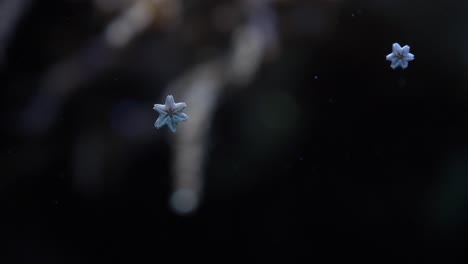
[{"left": 2, "top": 0, "right": 468, "bottom": 262}]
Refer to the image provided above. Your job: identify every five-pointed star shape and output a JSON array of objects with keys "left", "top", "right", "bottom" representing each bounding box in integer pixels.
[
  {"left": 153, "top": 95, "right": 189, "bottom": 132},
  {"left": 386, "top": 43, "right": 415, "bottom": 69}
]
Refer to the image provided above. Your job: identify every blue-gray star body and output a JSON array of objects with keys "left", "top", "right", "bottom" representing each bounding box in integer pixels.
[
  {"left": 386, "top": 43, "right": 414, "bottom": 69},
  {"left": 153, "top": 95, "right": 189, "bottom": 132}
]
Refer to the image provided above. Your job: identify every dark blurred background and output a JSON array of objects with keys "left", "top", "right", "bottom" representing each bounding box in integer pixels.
[{"left": 2, "top": 0, "right": 468, "bottom": 262}]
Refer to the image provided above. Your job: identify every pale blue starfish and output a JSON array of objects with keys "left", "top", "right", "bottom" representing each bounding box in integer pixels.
[
  {"left": 386, "top": 43, "right": 414, "bottom": 69},
  {"left": 153, "top": 95, "right": 189, "bottom": 132}
]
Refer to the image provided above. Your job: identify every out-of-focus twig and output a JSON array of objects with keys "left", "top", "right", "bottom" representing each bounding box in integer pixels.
[
  {"left": 168, "top": 60, "right": 225, "bottom": 214},
  {"left": 168, "top": 0, "right": 279, "bottom": 215},
  {"left": 227, "top": 0, "right": 279, "bottom": 86},
  {"left": 105, "top": 0, "right": 181, "bottom": 48},
  {"left": 0, "top": 0, "right": 32, "bottom": 67}
]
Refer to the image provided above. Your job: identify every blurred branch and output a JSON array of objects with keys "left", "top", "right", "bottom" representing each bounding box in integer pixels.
[
  {"left": 169, "top": 0, "right": 279, "bottom": 215},
  {"left": 105, "top": 0, "right": 181, "bottom": 48},
  {"left": 0, "top": 0, "right": 32, "bottom": 67}
]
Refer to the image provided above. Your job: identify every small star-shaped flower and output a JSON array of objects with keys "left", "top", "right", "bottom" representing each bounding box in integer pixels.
[
  {"left": 386, "top": 43, "right": 414, "bottom": 69},
  {"left": 153, "top": 95, "right": 189, "bottom": 132}
]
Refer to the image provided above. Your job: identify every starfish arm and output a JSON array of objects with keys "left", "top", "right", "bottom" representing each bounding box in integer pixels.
[
  {"left": 153, "top": 104, "right": 167, "bottom": 115},
  {"left": 401, "top": 60, "right": 409, "bottom": 69},
  {"left": 173, "top": 102, "right": 187, "bottom": 113},
  {"left": 165, "top": 95, "right": 176, "bottom": 110},
  {"left": 392, "top": 43, "right": 402, "bottom": 53},
  {"left": 390, "top": 59, "right": 402, "bottom": 69},
  {"left": 405, "top": 53, "right": 415, "bottom": 61},
  {"left": 402, "top": 45, "right": 410, "bottom": 55},
  {"left": 167, "top": 118, "right": 177, "bottom": 132},
  {"left": 155, "top": 114, "right": 170, "bottom": 129},
  {"left": 172, "top": 112, "right": 189, "bottom": 123},
  {"left": 154, "top": 119, "right": 162, "bottom": 129},
  {"left": 386, "top": 53, "right": 396, "bottom": 61}
]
